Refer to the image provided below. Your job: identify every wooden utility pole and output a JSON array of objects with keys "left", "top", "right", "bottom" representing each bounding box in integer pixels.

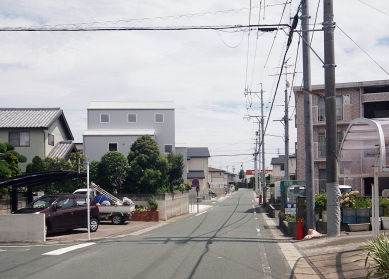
[{"left": 323, "top": 0, "right": 340, "bottom": 236}]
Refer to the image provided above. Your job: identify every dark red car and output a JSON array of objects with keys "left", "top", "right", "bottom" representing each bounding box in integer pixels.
[{"left": 13, "top": 193, "right": 100, "bottom": 234}]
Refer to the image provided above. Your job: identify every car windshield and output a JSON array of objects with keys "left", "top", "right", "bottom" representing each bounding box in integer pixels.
[{"left": 26, "top": 196, "right": 57, "bottom": 209}]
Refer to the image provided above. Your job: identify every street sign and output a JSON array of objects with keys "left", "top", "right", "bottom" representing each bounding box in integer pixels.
[{"left": 192, "top": 178, "right": 199, "bottom": 187}]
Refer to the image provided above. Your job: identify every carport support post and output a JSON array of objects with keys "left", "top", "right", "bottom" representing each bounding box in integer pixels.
[
  {"left": 11, "top": 186, "right": 18, "bottom": 212},
  {"left": 87, "top": 162, "right": 91, "bottom": 241}
]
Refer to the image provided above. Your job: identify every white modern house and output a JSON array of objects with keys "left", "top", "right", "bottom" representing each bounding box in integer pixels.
[{"left": 83, "top": 102, "right": 175, "bottom": 162}]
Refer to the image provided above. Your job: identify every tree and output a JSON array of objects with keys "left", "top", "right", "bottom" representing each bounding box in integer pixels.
[
  {"left": 127, "top": 135, "right": 169, "bottom": 194},
  {"left": 167, "top": 152, "right": 184, "bottom": 190},
  {"left": 98, "top": 151, "right": 128, "bottom": 193},
  {"left": 0, "top": 142, "right": 25, "bottom": 196},
  {"left": 239, "top": 169, "right": 245, "bottom": 181}
]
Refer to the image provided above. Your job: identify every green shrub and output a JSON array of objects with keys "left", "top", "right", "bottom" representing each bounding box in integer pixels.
[
  {"left": 148, "top": 196, "right": 158, "bottom": 211},
  {"left": 315, "top": 194, "right": 327, "bottom": 214},
  {"left": 134, "top": 205, "right": 148, "bottom": 211},
  {"left": 363, "top": 233, "right": 389, "bottom": 279}
]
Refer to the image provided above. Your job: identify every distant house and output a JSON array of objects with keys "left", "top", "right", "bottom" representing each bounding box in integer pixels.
[
  {"left": 208, "top": 167, "right": 228, "bottom": 188},
  {"left": 270, "top": 154, "right": 297, "bottom": 182},
  {"left": 0, "top": 108, "right": 75, "bottom": 172},
  {"left": 186, "top": 147, "right": 210, "bottom": 198},
  {"left": 83, "top": 102, "right": 175, "bottom": 162}
]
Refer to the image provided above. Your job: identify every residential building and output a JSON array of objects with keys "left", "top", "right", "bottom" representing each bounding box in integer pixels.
[
  {"left": 0, "top": 108, "right": 75, "bottom": 172},
  {"left": 208, "top": 167, "right": 228, "bottom": 188},
  {"left": 186, "top": 147, "right": 210, "bottom": 198},
  {"left": 270, "top": 154, "right": 297, "bottom": 182},
  {"left": 294, "top": 79, "right": 389, "bottom": 195},
  {"left": 83, "top": 102, "right": 175, "bottom": 162}
]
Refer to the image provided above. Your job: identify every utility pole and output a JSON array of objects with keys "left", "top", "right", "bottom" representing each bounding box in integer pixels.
[
  {"left": 302, "top": 0, "right": 315, "bottom": 231},
  {"left": 284, "top": 61, "right": 290, "bottom": 181},
  {"left": 261, "top": 85, "right": 266, "bottom": 206},
  {"left": 323, "top": 0, "right": 340, "bottom": 237}
]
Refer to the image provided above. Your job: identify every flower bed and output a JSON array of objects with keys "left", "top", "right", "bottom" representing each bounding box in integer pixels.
[{"left": 131, "top": 210, "right": 159, "bottom": 222}]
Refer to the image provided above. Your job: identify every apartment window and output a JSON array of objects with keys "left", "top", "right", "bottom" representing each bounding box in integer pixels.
[
  {"left": 100, "top": 114, "right": 110, "bottom": 123},
  {"left": 48, "top": 134, "right": 54, "bottom": 146},
  {"left": 318, "top": 96, "right": 343, "bottom": 121},
  {"left": 164, "top": 144, "right": 172, "bottom": 153},
  {"left": 108, "top": 143, "right": 117, "bottom": 152},
  {"left": 155, "top": 113, "right": 164, "bottom": 123},
  {"left": 128, "top": 114, "right": 137, "bottom": 123},
  {"left": 9, "top": 132, "right": 30, "bottom": 147},
  {"left": 318, "top": 131, "right": 343, "bottom": 158}
]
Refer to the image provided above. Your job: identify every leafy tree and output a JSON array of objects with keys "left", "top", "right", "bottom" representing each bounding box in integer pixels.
[
  {"left": 97, "top": 151, "right": 128, "bottom": 193},
  {"left": 239, "top": 169, "right": 245, "bottom": 180},
  {"left": 167, "top": 152, "right": 184, "bottom": 190},
  {"left": 127, "top": 135, "right": 169, "bottom": 194}
]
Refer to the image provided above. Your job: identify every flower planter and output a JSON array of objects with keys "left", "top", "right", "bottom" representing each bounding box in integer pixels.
[
  {"left": 370, "top": 217, "right": 381, "bottom": 230},
  {"left": 356, "top": 208, "right": 370, "bottom": 224},
  {"left": 342, "top": 208, "right": 356, "bottom": 224},
  {"left": 382, "top": 217, "right": 389, "bottom": 230},
  {"left": 348, "top": 223, "right": 370, "bottom": 232},
  {"left": 131, "top": 210, "right": 159, "bottom": 222}
]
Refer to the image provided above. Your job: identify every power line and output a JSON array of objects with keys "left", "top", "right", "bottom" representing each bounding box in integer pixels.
[{"left": 0, "top": 24, "right": 288, "bottom": 32}]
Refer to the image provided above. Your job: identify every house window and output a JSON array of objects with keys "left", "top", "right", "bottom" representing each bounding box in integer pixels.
[
  {"left": 280, "top": 164, "right": 284, "bottom": 171},
  {"left": 318, "top": 96, "right": 343, "bottom": 121},
  {"left": 100, "top": 114, "right": 109, "bottom": 123},
  {"left": 108, "top": 143, "right": 117, "bottom": 152},
  {"left": 155, "top": 113, "right": 164, "bottom": 123},
  {"left": 164, "top": 144, "right": 172, "bottom": 153},
  {"left": 9, "top": 132, "right": 30, "bottom": 147},
  {"left": 128, "top": 114, "right": 137, "bottom": 123},
  {"left": 48, "top": 134, "right": 54, "bottom": 146}
]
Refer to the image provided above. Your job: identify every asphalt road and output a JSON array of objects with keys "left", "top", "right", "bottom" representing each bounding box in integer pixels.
[{"left": 0, "top": 189, "right": 291, "bottom": 279}]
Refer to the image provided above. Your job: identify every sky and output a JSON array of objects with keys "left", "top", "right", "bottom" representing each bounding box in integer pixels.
[{"left": 0, "top": 0, "right": 388, "bottom": 174}]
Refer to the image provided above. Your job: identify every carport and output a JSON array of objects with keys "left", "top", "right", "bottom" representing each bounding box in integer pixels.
[
  {"left": 339, "top": 118, "right": 389, "bottom": 236},
  {"left": 0, "top": 171, "right": 86, "bottom": 212}
]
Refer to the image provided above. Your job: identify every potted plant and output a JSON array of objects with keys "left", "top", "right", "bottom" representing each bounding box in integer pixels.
[
  {"left": 363, "top": 233, "right": 389, "bottom": 278},
  {"left": 355, "top": 196, "right": 371, "bottom": 223},
  {"left": 381, "top": 198, "right": 389, "bottom": 230},
  {"left": 315, "top": 194, "right": 327, "bottom": 222}
]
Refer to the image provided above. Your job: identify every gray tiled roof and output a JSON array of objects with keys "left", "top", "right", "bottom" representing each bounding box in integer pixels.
[
  {"left": 0, "top": 108, "right": 73, "bottom": 140},
  {"left": 271, "top": 154, "right": 296, "bottom": 165},
  {"left": 187, "top": 147, "right": 210, "bottom": 158},
  {"left": 0, "top": 108, "right": 62, "bottom": 128},
  {"left": 209, "top": 167, "right": 226, "bottom": 172},
  {"left": 47, "top": 141, "right": 76, "bottom": 159},
  {"left": 187, "top": 171, "right": 205, "bottom": 179}
]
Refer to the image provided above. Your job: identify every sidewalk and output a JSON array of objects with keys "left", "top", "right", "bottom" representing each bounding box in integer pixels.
[{"left": 256, "top": 192, "right": 374, "bottom": 279}]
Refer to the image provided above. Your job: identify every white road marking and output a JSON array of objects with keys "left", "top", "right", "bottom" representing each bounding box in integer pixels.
[
  {"left": 42, "top": 243, "right": 95, "bottom": 256},
  {"left": 195, "top": 211, "right": 207, "bottom": 216},
  {"left": 130, "top": 223, "right": 167, "bottom": 236}
]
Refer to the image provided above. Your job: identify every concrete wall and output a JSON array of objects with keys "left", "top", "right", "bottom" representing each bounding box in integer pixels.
[{"left": 0, "top": 214, "right": 45, "bottom": 242}]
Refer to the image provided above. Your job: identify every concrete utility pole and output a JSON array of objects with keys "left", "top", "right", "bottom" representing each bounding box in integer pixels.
[
  {"left": 284, "top": 62, "right": 290, "bottom": 181},
  {"left": 261, "top": 85, "right": 266, "bottom": 206},
  {"left": 302, "top": 0, "right": 316, "bottom": 231},
  {"left": 323, "top": 0, "right": 340, "bottom": 237}
]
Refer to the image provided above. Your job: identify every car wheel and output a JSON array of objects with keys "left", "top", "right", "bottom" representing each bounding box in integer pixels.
[
  {"left": 90, "top": 218, "right": 99, "bottom": 232},
  {"left": 111, "top": 214, "right": 123, "bottom": 225}
]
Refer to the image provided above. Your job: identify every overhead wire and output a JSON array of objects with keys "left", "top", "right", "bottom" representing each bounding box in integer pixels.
[{"left": 337, "top": 25, "right": 389, "bottom": 76}]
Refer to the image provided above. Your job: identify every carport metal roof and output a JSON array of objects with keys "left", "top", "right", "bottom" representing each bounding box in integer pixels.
[
  {"left": 339, "top": 118, "right": 389, "bottom": 237},
  {"left": 0, "top": 170, "right": 87, "bottom": 189},
  {"left": 339, "top": 118, "right": 389, "bottom": 177}
]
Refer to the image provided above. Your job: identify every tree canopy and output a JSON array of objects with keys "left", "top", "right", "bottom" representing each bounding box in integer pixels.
[
  {"left": 0, "top": 142, "right": 25, "bottom": 196},
  {"left": 126, "top": 135, "right": 170, "bottom": 194}
]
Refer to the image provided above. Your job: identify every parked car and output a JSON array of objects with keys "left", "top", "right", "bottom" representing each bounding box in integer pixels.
[{"left": 13, "top": 194, "right": 100, "bottom": 235}]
